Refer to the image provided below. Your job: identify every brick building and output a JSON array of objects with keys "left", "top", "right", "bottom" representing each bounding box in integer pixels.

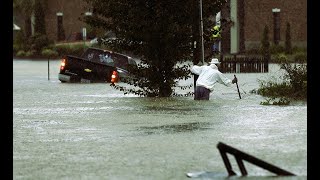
[
  {"left": 14, "top": 0, "right": 307, "bottom": 53},
  {"left": 13, "top": 0, "right": 91, "bottom": 42},
  {"left": 45, "top": 0, "right": 91, "bottom": 41},
  {"left": 221, "top": 0, "right": 307, "bottom": 54}
]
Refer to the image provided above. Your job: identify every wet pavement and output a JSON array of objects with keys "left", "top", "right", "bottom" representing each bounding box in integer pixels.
[{"left": 13, "top": 59, "right": 307, "bottom": 180}]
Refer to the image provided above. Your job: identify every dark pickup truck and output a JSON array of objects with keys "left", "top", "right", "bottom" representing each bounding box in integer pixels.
[{"left": 58, "top": 47, "right": 137, "bottom": 83}]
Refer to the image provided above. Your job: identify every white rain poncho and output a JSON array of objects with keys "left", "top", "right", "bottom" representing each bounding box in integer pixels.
[{"left": 191, "top": 64, "right": 232, "bottom": 91}]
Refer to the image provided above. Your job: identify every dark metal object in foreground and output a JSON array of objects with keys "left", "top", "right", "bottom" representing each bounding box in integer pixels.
[
  {"left": 234, "top": 75, "right": 241, "bottom": 99},
  {"left": 217, "top": 142, "right": 295, "bottom": 176}
]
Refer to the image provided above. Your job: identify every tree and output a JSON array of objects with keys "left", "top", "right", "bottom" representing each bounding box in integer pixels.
[
  {"left": 83, "top": 0, "right": 227, "bottom": 97},
  {"left": 13, "top": 0, "right": 34, "bottom": 38},
  {"left": 32, "top": 0, "right": 52, "bottom": 54},
  {"left": 285, "top": 22, "right": 292, "bottom": 54},
  {"left": 261, "top": 25, "right": 270, "bottom": 61},
  {"left": 34, "top": 0, "right": 46, "bottom": 35}
]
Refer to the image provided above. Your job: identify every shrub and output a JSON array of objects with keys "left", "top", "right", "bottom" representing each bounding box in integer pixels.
[
  {"left": 13, "top": 31, "right": 29, "bottom": 52},
  {"left": 255, "top": 80, "right": 291, "bottom": 98},
  {"left": 54, "top": 44, "right": 71, "bottom": 56},
  {"left": 285, "top": 22, "right": 292, "bottom": 54},
  {"left": 280, "top": 62, "right": 307, "bottom": 99},
  {"left": 25, "top": 50, "right": 35, "bottom": 57},
  {"left": 261, "top": 25, "right": 270, "bottom": 55},
  {"left": 270, "top": 44, "right": 284, "bottom": 54},
  {"left": 55, "top": 44, "right": 88, "bottom": 56},
  {"left": 274, "top": 53, "right": 288, "bottom": 63},
  {"left": 16, "top": 50, "right": 26, "bottom": 57},
  {"left": 70, "top": 44, "right": 88, "bottom": 55},
  {"left": 293, "top": 52, "right": 307, "bottom": 63},
  {"left": 260, "top": 97, "right": 290, "bottom": 106},
  {"left": 292, "top": 46, "right": 307, "bottom": 54},
  {"left": 13, "top": 44, "right": 19, "bottom": 55},
  {"left": 260, "top": 25, "right": 271, "bottom": 62},
  {"left": 253, "top": 60, "right": 307, "bottom": 104},
  {"left": 41, "top": 49, "right": 59, "bottom": 58},
  {"left": 30, "top": 33, "right": 52, "bottom": 54}
]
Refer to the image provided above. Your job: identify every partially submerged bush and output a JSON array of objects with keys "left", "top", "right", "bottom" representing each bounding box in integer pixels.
[
  {"left": 280, "top": 62, "right": 307, "bottom": 99},
  {"left": 252, "top": 60, "right": 307, "bottom": 105},
  {"left": 255, "top": 80, "right": 291, "bottom": 98},
  {"left": 260, "top": 97, "right": 290, "bottom": 106}
]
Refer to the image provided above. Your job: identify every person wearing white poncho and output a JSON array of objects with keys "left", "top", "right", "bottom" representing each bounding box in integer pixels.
[{"left": 191, "top": 58, "right": 237, "bottom": 100}]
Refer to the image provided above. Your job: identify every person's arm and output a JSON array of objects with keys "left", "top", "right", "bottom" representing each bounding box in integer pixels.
[
  {"left": 191, "top": 65, "right": 203, "bottom": 75},
  {"left": 218, "top": 72, "right": 233, "bottom": 87}
]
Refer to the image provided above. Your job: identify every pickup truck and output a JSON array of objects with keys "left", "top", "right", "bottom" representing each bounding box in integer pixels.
[{"left": 58, "top": 47, "right": 137, "bottom": 83}]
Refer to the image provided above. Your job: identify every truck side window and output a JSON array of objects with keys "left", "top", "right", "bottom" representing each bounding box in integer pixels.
[
  {"left": 87, "top": 53, "right": 94, "bottom": 61},
  {"left": 129, "top": 59, "right": 137, "bottom": 66},
  {"left": 99, "top": 53, "right": 114, "bottom": 66}
]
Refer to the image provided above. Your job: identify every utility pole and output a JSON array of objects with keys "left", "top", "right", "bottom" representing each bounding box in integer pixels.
[
  {"left": 199, "top": 0, "right": 204, "bottom": 64},
  {"left": 192, "top": 0, "right": 201, "bottom": 92},
  {"left": 192, "top": 0, "right": 205, "bottom": 93}
]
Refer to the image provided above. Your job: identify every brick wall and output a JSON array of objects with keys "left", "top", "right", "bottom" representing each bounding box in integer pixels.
[
  {"left": 45, "top": 0, "right": 90, "bottom": 41},
  {"left": 244, "top": 0, "right": 307, "bottom": 48},
  {"left": 15, "top": 0, "right": 307, "bottom": 48}
]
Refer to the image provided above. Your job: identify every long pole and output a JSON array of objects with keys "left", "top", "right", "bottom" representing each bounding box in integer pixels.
[
  {"left": 48, "top": 57, "right": 50, "bottom": 80},
  {"left": 199, "top": 0, "right": 204, "bottom": 64},
  {"left": 234, "top": 75, "right": 241, "bottom": 99}
]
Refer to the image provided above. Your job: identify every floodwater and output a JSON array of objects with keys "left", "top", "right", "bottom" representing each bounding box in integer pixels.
[{"left": 13, "top": 59, "right": 307, "bottom": 180}]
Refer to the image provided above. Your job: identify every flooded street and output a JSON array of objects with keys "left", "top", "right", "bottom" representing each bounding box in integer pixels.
[{"left": 13, "top": 59, "right": 307, "bottom": 180}]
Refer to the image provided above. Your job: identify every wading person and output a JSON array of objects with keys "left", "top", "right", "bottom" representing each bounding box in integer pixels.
[{"left": 191, "top": 58, "right": 237, "bottom": 100}]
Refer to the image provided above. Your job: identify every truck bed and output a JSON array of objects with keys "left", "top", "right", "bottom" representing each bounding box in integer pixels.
[
  {"left": 58, "top": 55, "right": 117, "bottom": 83},
  {"left": 58, "top": 47, "right": 137, "bottom": 83}
]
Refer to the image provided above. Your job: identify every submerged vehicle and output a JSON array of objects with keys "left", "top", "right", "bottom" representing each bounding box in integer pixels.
[{"left": 58, "top": 47, "right": 137, "bottom": 83}]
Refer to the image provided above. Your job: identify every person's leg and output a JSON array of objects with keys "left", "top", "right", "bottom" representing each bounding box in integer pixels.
[
  {"left": 200, "top": 87, "right": 210, "bottom": 100},
  {"left": 194, "top": 86, "right": 201, "bottom": 100},
  {"left": 195, "top": 86, "right": 210, "bottom": 100}
]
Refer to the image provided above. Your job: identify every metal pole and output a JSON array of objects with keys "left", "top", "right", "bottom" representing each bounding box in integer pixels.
[
  {"left": 48, "top": 57, "right": 50, "bottom": 80},
  {"left": 199, "top": 0, "right": 204, "bottom": 64},
  {"left": 234, "top": 75, "right": 241, "bottom": 99}
]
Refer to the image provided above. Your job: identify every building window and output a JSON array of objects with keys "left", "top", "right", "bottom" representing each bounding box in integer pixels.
[
  {"left": 85, "top": 12, "right": 92, "bottom": 16},
  {"left": 57, "top": 12, "right": 65, "bottom": 41},
  {"left": 272, "top": 8, "right": 281, "bottom": 45}
]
